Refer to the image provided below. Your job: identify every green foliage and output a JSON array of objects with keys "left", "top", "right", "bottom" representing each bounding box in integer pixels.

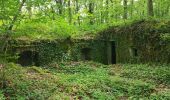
[
  {"left": 161, "top": 33, "right": 170, "bottom": 41},
  {"left": 14, "top": 18, "right": 76, "bottom": 40},
  {"left": 1, "top": 62, "right": 169, "bottom": 99},
  {"left": 0, "top": 90, "right": 5, "bottom": 100},
  {"left": 1, "top": 0, "right": 169, "bottom": 40},
  {"left": 150, "top": 91, "right": 170, "bottom": 100},
  {"left": 2, "top": 63, "right": 59, "bottom": 99},
  {"left": 120, "top": 64, "right": 170, "bottom": 85},
  {"left": 36, "top": 40, "right": 71, "bottom": 65},
  {"left": 9, "top": 17, "right": 112, "bottom": 40}
]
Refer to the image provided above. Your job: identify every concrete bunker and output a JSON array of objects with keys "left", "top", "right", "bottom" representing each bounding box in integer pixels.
[
  {"left": 18, "top": 50, "right": 39, "bottom": 66},
  {"left": 7, "top": 20, "right": 169, "bottom": 65}
]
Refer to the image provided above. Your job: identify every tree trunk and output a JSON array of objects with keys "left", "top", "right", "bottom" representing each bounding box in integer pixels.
[
  {"left": 68, "top": 0, "right": 72, "bottom": 24},
  {"left": 123, "top": 0, "right": 128, "bottom": 19},
  {"left": 147, "top": 0, "right": 154, "bottom": 17},
  {"left": 54, "top": 0, "right": 63, "bottom": 15},
  {"left": 75, "top": 0, "right": 80, "bottom": 25},
  {"left": 89, "top": 1, "right": 94, "bottom": 25},
  {"left": 130, "top": 0, "right": 134, "bottom": 19},
  {"left": 105, "top": 0, "right": 109, "bottom": 23},
  {"left": 1, "top": 0, "right": 26, "bottom": 52},
  {"left": 8, "top": 0, "right": 26, "bottom": 31},
  {"left": 58, "top": 0, "right": 62, "bottom": 15}
]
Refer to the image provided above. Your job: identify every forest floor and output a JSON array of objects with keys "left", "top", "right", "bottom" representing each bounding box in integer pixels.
[{"left": 0, "top": 62, "right": 170, "bottom": 100}]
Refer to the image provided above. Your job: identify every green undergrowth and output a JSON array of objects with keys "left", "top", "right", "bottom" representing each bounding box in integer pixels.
[
  {"left": 0, "top": 90, "right": 5, "bottom": 100},
  {"left": 0, "top": 62, "right": 169, "bottom": 100},
  {"left": 120, "top": 64, "right": 170, "bottom": 85}
]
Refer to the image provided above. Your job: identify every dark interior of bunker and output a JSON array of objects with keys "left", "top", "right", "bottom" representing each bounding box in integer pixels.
[{"left": 18, "top": 51, "right": 39, "bottom": 66}]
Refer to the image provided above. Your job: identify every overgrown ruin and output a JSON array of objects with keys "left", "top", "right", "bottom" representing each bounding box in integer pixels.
[{"left": 4, "top": 20, "right": 170, "bottom": 66}]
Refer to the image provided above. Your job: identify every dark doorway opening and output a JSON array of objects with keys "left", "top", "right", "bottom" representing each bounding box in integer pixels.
[
  {"left": 81, "top": 48, "right": 91, "bottom": 61},
  {"left": 111, "top": 41, "right": 116, "bottom": 64},
  {"left": 18, "top": 51, "right": 39, "bottom": 66},
  {"left": 132, "top": 48, "right": 138, "bottom": 57}
]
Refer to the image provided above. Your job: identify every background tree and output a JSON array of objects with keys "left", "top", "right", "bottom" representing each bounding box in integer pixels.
[
  {"left": 123, "top": 0, "right": 128, "bottom": 19},
  {"left": 0, "top": 0, "right": 170, "bottom": 38},
  {"left": 147, "top": 0, "right": 154, "bottom": 17}
]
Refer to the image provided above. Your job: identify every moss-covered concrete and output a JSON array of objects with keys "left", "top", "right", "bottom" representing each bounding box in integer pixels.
[
  {"left": 70, "top": 39, "right": 108, "bottom": 64},
  {"left": 99, "top": 20, "right": 170, "bottom": 64},
  {"left": 3, "top": 20, "right": 170, "bottom": 65}
]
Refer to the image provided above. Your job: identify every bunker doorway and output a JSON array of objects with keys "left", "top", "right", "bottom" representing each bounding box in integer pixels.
[
  {"left": 107, "top": 41, "right": 116, "bottom": 64},
  {"left": 111, "top": 41, "right": 116, "bottom": 64},
  {"left": 18, "top": 51, "right": 39, "bottom": 66},
  {"left": 81, "top": 48, "right": 91, "bottom": 61}
]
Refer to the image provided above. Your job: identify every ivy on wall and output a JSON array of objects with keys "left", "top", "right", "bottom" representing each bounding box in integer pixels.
[{"left": 5, "top": 20, "right": 170, "bottom": 66}]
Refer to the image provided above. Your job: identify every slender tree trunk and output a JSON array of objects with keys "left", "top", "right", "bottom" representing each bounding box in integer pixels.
[
  {"left": 75, "top": 0, "right": 80, "bottom": 25},
  {"left": 68, "top": 0, "right": 72, "bottom": 24},
  {"left": 51, "top": 6, "right": 56, "bottom": 20},
  {"left": 89, "top": 1, "right": 94, "bottom": 25},
  {"left": 147, "top": 0, "right": 154, "bottom": 17},
  {"left": 123, "top": 0, "right": 128, "bottom": 19},
  {"left": 114, "top": 0, "right": 119, "bottom": 21},
  {"left": 55, "top": 0, "right": 63, "bottom": 15},
  {"left": 1, "top": 0, "right": 26, "bottom": 52},
  {"left": 26, "top": 5, "right": 32, "bottom": 19},
  {"left": 130, "top": 0, "right": 134, "bottom": 19},
  {"left": 8, "top": 0, "right": 26, "bottom": 31},
  {"left": 105, "top": 0, "right": 109, "bottom": 23},
  {"left": 141, "top": 0, "right": 146, "bottom": 18},
  {"left": 101, "top": 11, "right": 104, "bottom": 24},
  {"left": 58, "top": 0, "right": 62, "bottom": 15},
  {"left": 100, "top": 0, "right": 104, "bottom": 24},
  {"left": 110, "top": 0, "right": 114, "bottom": 21}
]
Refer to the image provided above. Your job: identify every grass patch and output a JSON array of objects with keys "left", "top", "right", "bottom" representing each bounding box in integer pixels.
[{"left": 0, "top": 62, "right": 169, "bottom": 99}]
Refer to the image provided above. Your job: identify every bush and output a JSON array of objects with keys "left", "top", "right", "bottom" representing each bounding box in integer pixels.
[{"left": 0, "top": 90, "right": 5, "bottom": 100}]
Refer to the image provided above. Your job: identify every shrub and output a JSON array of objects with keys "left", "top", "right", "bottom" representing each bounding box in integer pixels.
[{"left": 0, "top": 90, "right": 5, "bottom": 100}]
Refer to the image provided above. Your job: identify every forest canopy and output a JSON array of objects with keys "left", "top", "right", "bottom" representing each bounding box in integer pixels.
[{"left": 0, "top": 0, "right": 170, "bottom": 39}]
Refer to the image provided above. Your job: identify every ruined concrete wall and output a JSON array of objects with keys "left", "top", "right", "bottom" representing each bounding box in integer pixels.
[
  {"left": 99, "top": 20, "right": 170, "bottom": 64},
  {"left": 6, "top": 20, "right": 170, "bottom": 65},
  {"left": 8, "top": 38, "right": 108, "bottom": 66},
  {"left": 8, "top": 39, "right": 71, "bottom": 66},
  {"left": 36, "top": 39, "right": 71, "bottom": 65},
  {"left": 131, "top": 21, "right": 170, "bottom": 63},
  {"left": 99, "top": 27, "right": 133, "bottom": 64},
  {"left": 115, "top": 34, "right": 133, "bottom": 63},
  {"left": 70, "top": 39, "right": 108, "bottom": 64}
]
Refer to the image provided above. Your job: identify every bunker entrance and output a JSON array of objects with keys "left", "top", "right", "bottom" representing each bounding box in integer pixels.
[
  {"left": 81, "top": 48, "right": 91, "bottom": 61},
  {"left": 111, "top": 41, "right": 116, "bottom": 64},
  {"left": 107, "top": 41, "right": 116, "bottom": 64},
  {"left": 18, "top": 51, "right": 39, "bottom": 66}
]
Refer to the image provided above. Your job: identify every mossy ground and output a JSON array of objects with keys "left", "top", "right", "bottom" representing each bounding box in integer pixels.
[{"left": 0, "top": 62, "right": 169, "bottom": 100}]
